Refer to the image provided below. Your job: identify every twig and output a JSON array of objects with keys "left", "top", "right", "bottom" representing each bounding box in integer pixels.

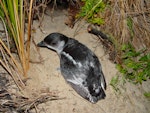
[
  {"left": 87, "top": 24, "right": 121, "bottom": 63},
  {"left": 87, "top": 24, "right": 113, "bottom": 49}
]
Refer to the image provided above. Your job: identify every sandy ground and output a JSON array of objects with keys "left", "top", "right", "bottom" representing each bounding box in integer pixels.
[{"left": 15, "top": 9, "right": 150, "bottom": 113}]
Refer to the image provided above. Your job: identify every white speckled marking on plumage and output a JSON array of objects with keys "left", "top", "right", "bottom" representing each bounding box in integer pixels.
[
  {"left": 101, "top": 79, "right": 105, "bottom": 90},
  {"left": 56, "top": 41, "right": 65, "bottom": 53},
  {"left": 93, "top": 84, "right": 100, "bottom": 93},
  {"left": 62, "top": 51, "right": 82, "bottom": 67},
  {"left": 90, "top": 62, "right": 95, "bottom": 68}
]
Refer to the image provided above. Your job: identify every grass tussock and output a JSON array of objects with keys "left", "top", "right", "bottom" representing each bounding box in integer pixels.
[
  {"left": 0, "top": 0, "right": 34, "bottom": 78},
  {"left": 101, "top": 0, "right": 150, "bottom": 50},
  {"left": 100, "top": 0, "right": 150, "bottom": 84},
  {"left": 0, "top": 17, "right": 25, "bottom": 90}
]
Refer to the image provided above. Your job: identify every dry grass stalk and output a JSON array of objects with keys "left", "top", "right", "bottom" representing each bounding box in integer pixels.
[
  {"left": 100, "top": 0, "right": 150, "bottom": 51},
  {"left": 0, "top": 88, "right": 62, "bottom": 112},
  {"left": 26, "top": 0, "right": 34, "bottom": 71}
]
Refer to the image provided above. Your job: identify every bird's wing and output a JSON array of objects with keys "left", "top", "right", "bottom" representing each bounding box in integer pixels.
[{"left": 67, "top": 78, "right": 95, "bottom": 102}]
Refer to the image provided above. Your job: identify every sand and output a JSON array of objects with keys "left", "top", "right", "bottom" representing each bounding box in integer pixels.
[{"left": 3, "top": 8, "right": 150, "bottom": 113}]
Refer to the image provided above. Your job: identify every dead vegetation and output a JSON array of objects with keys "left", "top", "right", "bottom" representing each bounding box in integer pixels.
[
  {"left": 100, "top": 0, "right": 150, "bottom": 51},
  {"left": 65, "top": 0, "right": 84, "bottom": 28},
  {"left": 87, "top": 24, "right": 121, "bottom": 64},
  {"left": 0, "top": 73, "right": 61, "bottom": 113}
]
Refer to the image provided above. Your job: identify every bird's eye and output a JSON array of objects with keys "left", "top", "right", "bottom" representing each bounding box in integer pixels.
[{"left": 51, "top": 42, "right": 56, "bottom": 45}]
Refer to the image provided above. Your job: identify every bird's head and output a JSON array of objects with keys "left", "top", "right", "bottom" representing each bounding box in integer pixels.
[{"left": 37, "top": 33, "right": 68, "bottom": 53}]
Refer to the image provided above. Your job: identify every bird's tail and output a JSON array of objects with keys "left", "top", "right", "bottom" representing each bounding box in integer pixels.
[{"left": 88, "top": 83, "right": 106, "bottom": 103}]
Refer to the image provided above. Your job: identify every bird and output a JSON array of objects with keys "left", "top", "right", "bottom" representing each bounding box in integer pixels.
[{"left": 37, "top": 32, "right": 106, "bottom": 103}]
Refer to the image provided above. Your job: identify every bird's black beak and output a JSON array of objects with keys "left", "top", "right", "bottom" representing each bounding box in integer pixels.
[{"left": 37, "top": 41, "right": 47, "bottom": 47}]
